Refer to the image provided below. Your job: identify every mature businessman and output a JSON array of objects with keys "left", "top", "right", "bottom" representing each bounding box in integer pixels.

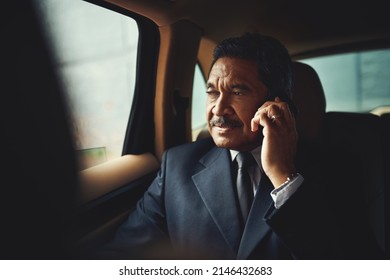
[{"left": 99, "top": 33, "right": 383, "bottom": 260}]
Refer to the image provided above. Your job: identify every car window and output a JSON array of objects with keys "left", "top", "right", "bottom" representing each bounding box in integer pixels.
[
  {"left": 36, "top": 0, "right": 138, "bottom": 170},
  {"left": 191, "top": 63, "right": 207, "bottom": 140},
  {"left": 299, "top": 49, "right": 390, "bottom": 114}
]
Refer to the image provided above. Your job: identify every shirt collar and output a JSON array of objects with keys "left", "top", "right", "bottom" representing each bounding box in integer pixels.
[{"left": 230, "top": 145, "right": 263, "bottom": 172}]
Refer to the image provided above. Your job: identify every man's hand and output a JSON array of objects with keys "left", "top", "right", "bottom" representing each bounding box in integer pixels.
[{"left": 251, "top": 97, "right": 298, "bottom": 188}]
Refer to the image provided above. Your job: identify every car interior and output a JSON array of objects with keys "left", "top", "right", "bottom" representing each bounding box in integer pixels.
[{"left": 1, "top": 0, "right": 389, "bottom": 259}]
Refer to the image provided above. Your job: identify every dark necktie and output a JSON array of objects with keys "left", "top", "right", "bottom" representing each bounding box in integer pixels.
[{"left": 235, "top": 152, "right": 255, "bottom": 225}]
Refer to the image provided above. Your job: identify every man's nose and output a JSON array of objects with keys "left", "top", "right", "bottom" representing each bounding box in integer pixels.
[{"left": 212, "top": 93, "right": 233, "bottom": 116}]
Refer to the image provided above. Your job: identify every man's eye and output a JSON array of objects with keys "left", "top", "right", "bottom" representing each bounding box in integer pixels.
[
  {"left": 232, "top": 91, "right": 242, "bottom": 96},
  {"left": 206, "top": 91, "right": 219, "bottom": 96}
]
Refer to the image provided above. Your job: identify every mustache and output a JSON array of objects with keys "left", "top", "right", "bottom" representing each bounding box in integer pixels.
[{"left": 209, "top": 116, "right": 243, "bottom": 128}]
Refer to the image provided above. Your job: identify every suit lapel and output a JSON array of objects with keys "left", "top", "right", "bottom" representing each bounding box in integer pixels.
[
  {"left": 237, "top": 174, "right": 274, "bottom": 259},
  {"left": 192, "top": 147, "right": 242, "bottom": 254}
]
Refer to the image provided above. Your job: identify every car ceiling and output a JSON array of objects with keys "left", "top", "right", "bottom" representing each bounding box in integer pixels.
[{"left": 108, "top": 0, "right": 390, "bottom": 58}]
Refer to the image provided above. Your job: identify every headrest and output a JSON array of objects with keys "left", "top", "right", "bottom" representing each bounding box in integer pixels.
[
  {"left": 196, "top": 61, "right": 326, "bottom": 142},
  {"left": 291, "top": 61, "right": 326, "bottom": 142}
]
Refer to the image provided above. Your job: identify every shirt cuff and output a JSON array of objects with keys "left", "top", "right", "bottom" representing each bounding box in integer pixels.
[{"left": 270, "top": 173, "right": 304, "bottom": 209}]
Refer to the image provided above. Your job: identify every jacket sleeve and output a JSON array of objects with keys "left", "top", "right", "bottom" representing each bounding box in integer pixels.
[{"left": 92, "top": 152, "right": 173, "bottom": 259}]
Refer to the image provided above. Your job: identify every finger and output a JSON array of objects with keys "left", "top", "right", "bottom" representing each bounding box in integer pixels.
[
  {"left": 261, "top": 104, "right": 284, "bottom": 127},
  {"left": 275, "top": 101, "right": 296, "bottom": 129},
  {"left": 251, "top": 112, "right": 261, "bottom": 131},
  {"left": 252, "top": 102, "right": 281, "bottom": 130},
  {"left": 270, "top": 114, "right": 281, "bottom": 122},
  {"left": 251, "top": 107, "right": 273, "bottom": 131},
  {"left": 251, "top": 108, "right": 265, "bottom": 131},
  {"left": 266, "top": 104, "right": 282, "bottom": 119},
  {"left": 252, "top": 97, "right": 294, "bottom": 131},
  {"left": 268, "top": 98, "right": 296, "bottom": 127}
]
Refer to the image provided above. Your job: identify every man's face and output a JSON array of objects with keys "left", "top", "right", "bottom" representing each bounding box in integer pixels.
[{"left": 206, "top": 57, "right": 268, "bottom": 151}]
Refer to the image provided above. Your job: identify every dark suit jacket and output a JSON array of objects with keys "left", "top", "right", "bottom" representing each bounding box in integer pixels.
[{"left": 100, "top": 137, "right": 384, "bottom": 259}]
